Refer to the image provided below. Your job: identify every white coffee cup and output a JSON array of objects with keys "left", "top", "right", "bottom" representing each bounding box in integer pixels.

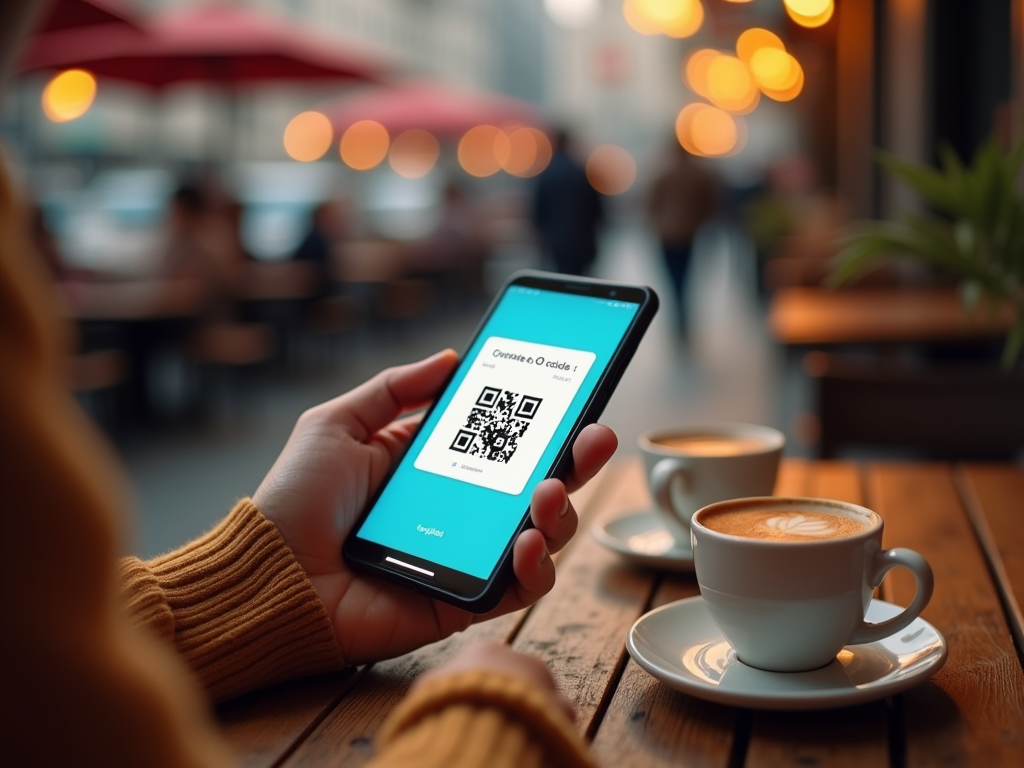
[
  {"left": 690, "top": 496, "right": 934, "bottom": 672},
  {"left": 639, "top": 423, "right": 784, "bottom": 545}
]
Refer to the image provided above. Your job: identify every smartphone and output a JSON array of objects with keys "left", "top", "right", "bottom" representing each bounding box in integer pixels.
[{"left": 343, "top": 271, "right": 658, "bottom": 612}]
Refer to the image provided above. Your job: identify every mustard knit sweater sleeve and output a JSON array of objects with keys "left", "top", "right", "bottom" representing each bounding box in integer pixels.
[
  {"left": 119, "top": 500, "right": 344, "bottom": 702},
  {"left": 0, "top": 155, "right": 593, "bottom": 768}
]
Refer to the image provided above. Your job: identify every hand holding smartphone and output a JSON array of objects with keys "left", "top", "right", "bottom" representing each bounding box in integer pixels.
[{"left": 343, "top": 271, "right": 658, "bottom": 612}]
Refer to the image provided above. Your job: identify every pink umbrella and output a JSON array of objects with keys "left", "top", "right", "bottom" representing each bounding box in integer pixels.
[
  {"left": 37, "top": 0, "right": 141, "bottom": 33},
  {"left": 20, "top": 4, "right": 388, "bottom": 86},
  {"left": 326, "top": 80, "right": 543, "bottom": 135}
]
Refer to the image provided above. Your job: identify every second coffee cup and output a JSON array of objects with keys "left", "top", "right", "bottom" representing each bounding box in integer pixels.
[{"left": 639, "top": 423, "right": 785, "bottom": 545}]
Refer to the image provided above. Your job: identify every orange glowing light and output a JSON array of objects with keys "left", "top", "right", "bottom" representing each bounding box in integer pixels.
[
  {"left": 623, "top": 0, "right": 660, "bottom": 35},
  {"left": 706, "top": 54, "right": 759, "bottom": 114},
  {"left": 749, "top": 48, "right": 800, "bottom": 91},
  {"left": 759, "top": 62, "right": 805, "bottom": 101},
  {"left": 736, "top": 28, "right": 785, "bottom": 68},
  {"left": 585, "top": 145, "right": 636, "bottom": 195},
  {"left": 520, "top": 128, "right": 554, "bottom": 177},
  {"left": 784, "top": 0, "right": 834, "bottom": 28},
  {"left": 659, "top": 0, "right": 704, "bottom": 39},
  {"left": 623, "top": 0, "right": 702, "bottom": 38},
  {"left": 500, "top": 127, "right": 546, "bottom": 177},
  {"left": 675, "top": 103, "right": 742, "bottom": 157},
  {"left": 283, "top": 111, "right": 333, "bottom": 162},
  {"left": 458, "top": 125, "right": 504, "bottom": 177},
  {"left": 42, "top": 69, "right": 96, "bottom": 123},
  {"left": 389, "top": 129, "right": 440, "bottom": 178},
  {"left": 684, "top": 48, "right": 720, "bottom": 99},
  {"left": 340, "top": 120, "right": 390, "bottom": 170}
]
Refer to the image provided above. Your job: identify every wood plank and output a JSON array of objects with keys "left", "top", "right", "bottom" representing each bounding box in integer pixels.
[
  {"left": 280, "top": 461, "right": 622, "bottom": 767},
  {"left": 511, "top": 458, "right": 661, "bottom": 737},
  {"left": 217, "top": 668, "right": 359, "bottom": 768},
  {"left": 867, "top": 464, "right": 1024, "bottom": 766},
  {"left": 590, "top": 574, "right": 740, "bottom": 768},
  {"left": 746, "top": 462, "right": 890, "bottom": 768},
  {"left": 957, "top": 465, "right": 1024, "bottom": 660},
  {"left": 773, "top": 457, "right": 810, "bottom": 497}
]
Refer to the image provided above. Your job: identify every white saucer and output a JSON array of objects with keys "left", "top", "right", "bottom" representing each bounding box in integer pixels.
[
  {"left": 591, "top": 509, "right": 694, "bottom": 572},
  {"left": 627, "top": 596, "right": 948, "bottom": 710}
]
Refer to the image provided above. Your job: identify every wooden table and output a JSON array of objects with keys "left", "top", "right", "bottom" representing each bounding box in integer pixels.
[
  {"left": 768, "top": 287, "right": 1014, "bottom": 347},
  {"left": 216, "top": 458, "right": 1024, "bottom": 767}
]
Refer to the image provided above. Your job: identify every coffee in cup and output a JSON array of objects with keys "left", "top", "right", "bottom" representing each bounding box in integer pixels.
[
  {"left": 639, "top": 423, "right": 784, "bottom": 545},
  {"left": 691, "top": 496, "right": 934, "bottom": 672}
]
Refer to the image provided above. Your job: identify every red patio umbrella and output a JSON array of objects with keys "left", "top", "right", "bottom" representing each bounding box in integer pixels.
[
  {"left": 20, "top": 4, "right": 388, "bottom": 86},
  {"left": 326, "top": 80, "right": 543, "bottom": 136},
  {"left": 36, "top": 0, "right": 140, "bottom": 33}
]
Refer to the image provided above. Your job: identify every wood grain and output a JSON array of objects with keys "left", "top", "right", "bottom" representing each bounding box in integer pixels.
[
  {"left": 867, "top": 464, "right": 1024, "bottom": 766},
  {"left": 957, "top": 465, "right": 1024, "bottom": 661},
  {"left": 217, "top": 668, "right": 359, "bottom": 768},
  {"left": 279, "top": 462, "right": 619, "bottom": 767},
  {"left": 746, "top": 462, "right": 890, "bottom": 768},
  {"left": 511, "top": 459, "right": 660, "bottom": 736},
  {"left": 589, "top": 573, "right": 737, "bottom": 768}
]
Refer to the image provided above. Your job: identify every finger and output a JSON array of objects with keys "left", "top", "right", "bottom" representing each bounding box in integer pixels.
[
  {"left": 473, "top": 529, "right": 553, "bottom": 623},
  {"left": 529, "top": 479, "right": 577, "bottom": 555},
  {"left": 334, "top": 350, "right": 458, "bottom": 440},
  {"left": 563, "top": 423, "right": 617, "bottom": 494}
]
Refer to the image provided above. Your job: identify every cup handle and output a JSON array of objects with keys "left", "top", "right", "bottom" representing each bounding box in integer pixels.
[
  {"left": 848, "top": 548, "right": 934, "bottom": 645},
  {"left": 650, "top": 458, "right": 689, "bottom": 516}
]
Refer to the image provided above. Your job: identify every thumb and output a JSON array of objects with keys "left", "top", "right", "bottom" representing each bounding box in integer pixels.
[{"left": 334, "top": 349, "right": 458, "bottom": 440}]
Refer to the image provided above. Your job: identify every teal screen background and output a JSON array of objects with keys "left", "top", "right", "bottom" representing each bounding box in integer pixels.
[{"left": 354, "top": 285, "right": 640, "bottom": 579}]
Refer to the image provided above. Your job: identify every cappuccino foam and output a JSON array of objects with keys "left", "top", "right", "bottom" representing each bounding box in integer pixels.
[{"left": 700, "top": 507, "right": 869, "bottom": 542}]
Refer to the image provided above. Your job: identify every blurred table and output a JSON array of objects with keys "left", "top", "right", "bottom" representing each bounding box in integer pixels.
[
  {"left": 216, "top": 457, "right": 1024, "bottom": 766},
  {"left": 58, "top": 277, "right": 209, "bottom": 321},
  {"left": 769, "top": 287, "right": 1014, "bottom": 347}
]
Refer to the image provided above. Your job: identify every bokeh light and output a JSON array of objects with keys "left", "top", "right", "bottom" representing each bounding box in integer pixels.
[
  {"left": 585, "top": 145, "right": 637, "bottom": 195},
  {"left": 749, "top": 48, "right": 801, "bottom": 91},
  {"left": 502, "top": 127, "right": 553, "bottom": 177},
  {"left": 545, "top": 0, "right": 600, "bottom": 29},
  {"left": 760, "top": 63, "right": 805, "bottom": 101},
  {"left": 706, "top": 54, "right": 759, "bottom": 113},
  {"left": 657, "top": 0, "right": 704, "bottom": 38},
  {"left": 42, "top": 69, "right": 97, "bottom": 123},
  {"left": 675, "top": 103, "right": 744, "bottom": 157},
  {"left": 623, "top": 0, "right": 703, "bottom": 38},
  {"left": 784, "top": 0, "right": 834, "bottom": 28},
  {"left": 389, "top": 129, "right": 440, "bottom": 178},
  {"left": 282, "top": 111, "right": 333, "bottom": 162},
  {"left": 736, "top": 28, "right": 785, "bottom": 68},
  {"left": 683, "top": 48, "right": 720, "bottom": 100},
  {"left": 458, "top": 125, "right": 505, "bottom": 177},
  {"left": 339, "top": 120, "right": 390, "bottom": 170}
]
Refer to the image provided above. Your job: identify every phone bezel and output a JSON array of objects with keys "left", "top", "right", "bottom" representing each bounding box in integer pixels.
[{"left": 342, "top": 270, "right": 658, "bottom": 612}]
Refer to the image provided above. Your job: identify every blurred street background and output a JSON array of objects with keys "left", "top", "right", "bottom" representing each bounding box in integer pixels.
[{"left": 3, "top": 0, "right": 1019, "bottom": 556}]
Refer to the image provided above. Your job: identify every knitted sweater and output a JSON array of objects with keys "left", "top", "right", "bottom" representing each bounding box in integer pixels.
[{"left": 0, "top": 157, "right": 594, "bottom": 768}]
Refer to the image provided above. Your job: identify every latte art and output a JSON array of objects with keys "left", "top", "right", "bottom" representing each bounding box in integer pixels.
[
  {"left": 700, "top": 507, "right": 869, "bottom": 541},
  {"left": 765, "top": 513, "right": 839, "bottom": 537}
]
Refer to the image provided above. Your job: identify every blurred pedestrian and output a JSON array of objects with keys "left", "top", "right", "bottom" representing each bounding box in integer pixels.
[
  {"left": 531, "top": 129, "right": 604, "bottom": 276},
  {"left": 647, "top": 140, "right": 717, "bottom": 336},
  {"left": 293, "top": 199, "right": 347, "bottom": 297}
]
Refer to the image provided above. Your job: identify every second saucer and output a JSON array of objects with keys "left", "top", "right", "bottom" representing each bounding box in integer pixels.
[{"left": 591, "top": 509, "right": 694, "bottom": 572}]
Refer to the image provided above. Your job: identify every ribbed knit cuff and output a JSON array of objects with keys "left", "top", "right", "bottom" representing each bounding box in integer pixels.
[
  {"left": 120, "top": 499, "right": 343, "bottom": 701},
  {"left": 373, "top": 670, "right": 595, "bottom": 768}
]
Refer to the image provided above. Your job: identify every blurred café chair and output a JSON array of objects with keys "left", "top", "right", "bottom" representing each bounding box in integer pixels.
[
  {"left": 804, "top": 351, "right": 1024, "bottom": 460},
  {"left": 184, "top": 320, "right": 275, "bottom": 415}
]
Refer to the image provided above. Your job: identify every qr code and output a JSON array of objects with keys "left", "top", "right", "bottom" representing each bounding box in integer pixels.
[{"left": 449, "top": 386, "right": 542, "bottom": 463}]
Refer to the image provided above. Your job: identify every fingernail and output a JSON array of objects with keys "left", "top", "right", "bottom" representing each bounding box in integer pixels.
[
  {"left": 539, "top": 547, "right": 549, "bottom": 565},
  {"left": 558, "top": 496, "right": 569, "bottom": 518}
]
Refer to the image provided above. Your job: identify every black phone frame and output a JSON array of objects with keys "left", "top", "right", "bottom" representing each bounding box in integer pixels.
[{"left": 342, "top": 270, "right": 659, "bottom": 613}]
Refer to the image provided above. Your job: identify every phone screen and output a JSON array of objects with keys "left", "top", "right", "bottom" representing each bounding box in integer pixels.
[{"left": 350, "top": 282, "right": 641, "bottom": 585}]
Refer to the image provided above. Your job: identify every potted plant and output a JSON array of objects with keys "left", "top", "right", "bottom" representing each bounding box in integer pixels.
[{"left": 830, "top": 139, "right": 1024, "bottom": 367}]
